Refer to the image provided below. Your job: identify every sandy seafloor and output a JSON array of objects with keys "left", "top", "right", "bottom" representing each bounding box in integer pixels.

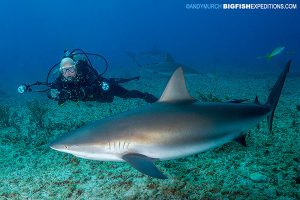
[{"left": 0, "top": 71, "right": 299, "bottom": 200}]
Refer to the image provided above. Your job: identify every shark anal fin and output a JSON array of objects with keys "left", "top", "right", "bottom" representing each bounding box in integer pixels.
[
  {"left": 233, "top": 134, "right": 247, "bottom": 146},
  {"left": 122, "top": 153, "right": 167, "bottom": 179}
]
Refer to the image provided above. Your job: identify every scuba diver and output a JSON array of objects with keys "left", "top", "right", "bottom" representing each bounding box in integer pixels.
[{"left": 18, "top": 49, "right": 158, "bottom": 105}]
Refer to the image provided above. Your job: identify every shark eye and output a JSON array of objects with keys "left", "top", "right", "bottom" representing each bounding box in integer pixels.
[{"left": 64, "top": 145, "right": 69, "bottom": 149}]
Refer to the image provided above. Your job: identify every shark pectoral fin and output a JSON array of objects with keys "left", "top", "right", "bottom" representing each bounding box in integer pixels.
[
  {"left": 233, "top": 134, "right": 247, "bottom": 146},
  {"left": 224, "top": 99, "right": 249, "bottom": 103},
  {"left": 122, "top": 153, "right": 167, "bottom": 179}
]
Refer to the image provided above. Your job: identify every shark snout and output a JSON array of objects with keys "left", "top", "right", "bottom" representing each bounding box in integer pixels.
[{"left": 50, "top": 141, "right": 69, "bottom": 152}]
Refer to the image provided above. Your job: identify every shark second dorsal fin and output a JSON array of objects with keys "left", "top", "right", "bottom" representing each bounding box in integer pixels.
[{"left": 158, "top": 67, "right": 197, "bottom": 104}]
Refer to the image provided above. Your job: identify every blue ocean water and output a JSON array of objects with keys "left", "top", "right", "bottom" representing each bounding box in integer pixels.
[
  {"left": 0, "top": 0, "right": 299, "bottom": 91},
  {"left": 0, "top": 1, "right": 299, "bottom": 199}
]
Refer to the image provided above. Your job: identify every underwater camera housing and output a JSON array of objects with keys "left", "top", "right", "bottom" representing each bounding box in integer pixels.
[{"left": 17, "top": 49, "right": 109, "bottom": 93}]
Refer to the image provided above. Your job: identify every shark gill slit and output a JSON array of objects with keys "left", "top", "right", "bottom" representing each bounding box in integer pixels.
[{"left": 126, "top": 142, "right": 130, "bottom": 150}]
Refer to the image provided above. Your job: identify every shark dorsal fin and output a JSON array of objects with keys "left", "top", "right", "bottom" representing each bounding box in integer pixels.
[
  {"left": 165, "top": 53, "right": 175, "bottom": 63},
  {"left": 158, "top": 67, "right": 197, "bottom": 104}
]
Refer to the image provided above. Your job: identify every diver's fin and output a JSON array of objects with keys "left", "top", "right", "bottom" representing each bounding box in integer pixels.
[
  {"left": 233, "top": 134, "right": 247, "bottom": 146},
  {"left": 158, "top": 67, "right": 197, "bottom": 104},
  {"left": 266, "top": 60, "right": 291, "bottom": 133},
  {"left": 122, "top": 153, "right": 167, "bottom": 179}
]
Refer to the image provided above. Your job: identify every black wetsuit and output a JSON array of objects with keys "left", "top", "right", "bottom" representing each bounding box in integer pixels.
[{"left": 48, "top": 60, "right": 157, "bottom": 105}]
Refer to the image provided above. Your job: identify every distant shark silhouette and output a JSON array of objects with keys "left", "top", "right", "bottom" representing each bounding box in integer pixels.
[
  {"left": 125, "top": 50, "right": 199, "bottom": 76},
  {"left": 50, "top": 61, "right": 291, "bottom": 179}
]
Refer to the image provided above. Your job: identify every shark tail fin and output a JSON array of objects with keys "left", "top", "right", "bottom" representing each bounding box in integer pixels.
[
  {"left": 257, "top": 54, "right": 272, "bottom": 60},
  {"left": 265, "top": 60, "right": 291, "bottom": 133}
]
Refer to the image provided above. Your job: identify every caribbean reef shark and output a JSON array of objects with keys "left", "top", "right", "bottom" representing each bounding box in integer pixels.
[
  {"left": 50, "top": 61, "right": 291, "bottom": 179},
  {"left": 125, "top": 51, "right": 199, "bottom": 76}
]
